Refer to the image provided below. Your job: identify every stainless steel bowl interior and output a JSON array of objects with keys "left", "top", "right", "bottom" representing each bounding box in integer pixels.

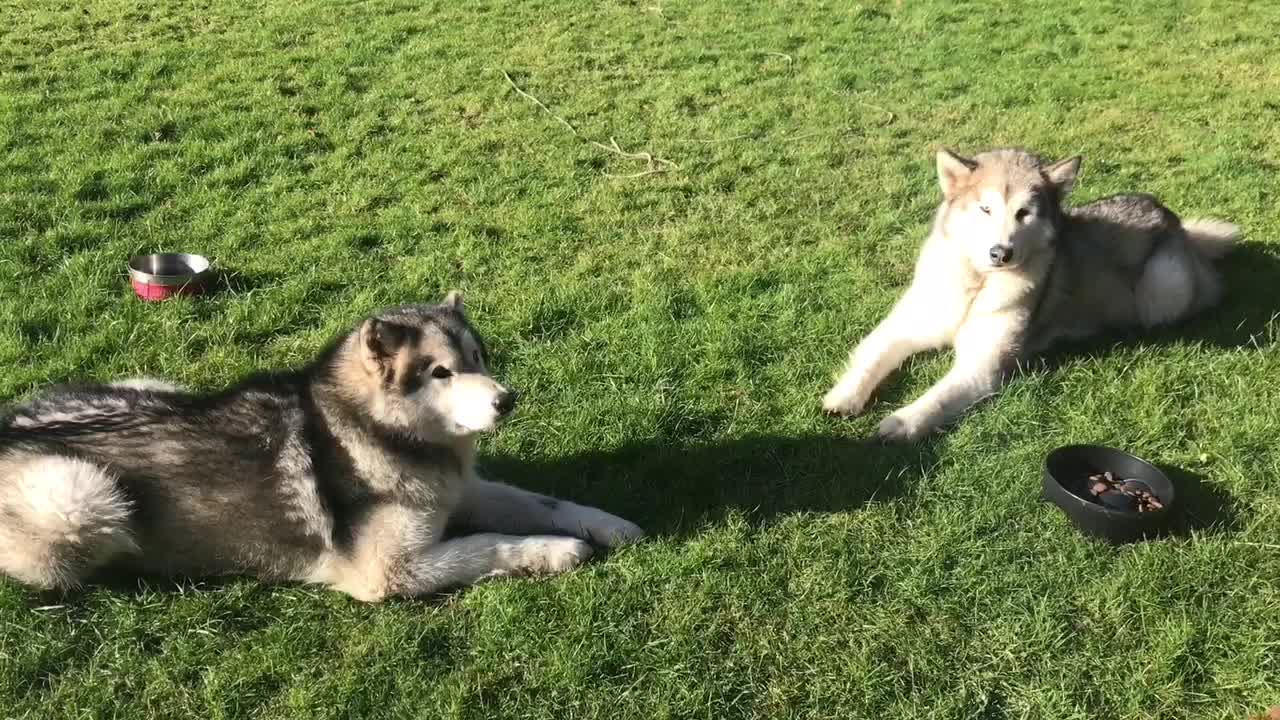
[{"left": 128, "top": 253, "right": 211, "bottom": 286}]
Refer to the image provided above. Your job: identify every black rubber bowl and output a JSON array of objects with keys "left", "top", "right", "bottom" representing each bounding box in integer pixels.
[{"left": 1043, "top": 444, "right": 1176, "bottom": 544}]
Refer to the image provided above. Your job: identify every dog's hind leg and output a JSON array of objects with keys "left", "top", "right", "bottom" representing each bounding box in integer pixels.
[
  {"left": 0, "top": 455, "right": 137, "bottom": 589},
  {"left": 451, "top": 478, "right": 644, "bottom": 548},
  {"left": 1135, "top": 243, "right": 1198, "bottom": 328},
  {"left": 823, "top": 291, "right": 953, "bottom": 416},
  {"left": 1136, "top": 220, "right": 1237, "bottom": 327}
]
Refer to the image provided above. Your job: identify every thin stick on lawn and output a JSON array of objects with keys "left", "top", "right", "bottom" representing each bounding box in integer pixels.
[{"left": 502, "top": 71, "right": 679, "bottom": 178}]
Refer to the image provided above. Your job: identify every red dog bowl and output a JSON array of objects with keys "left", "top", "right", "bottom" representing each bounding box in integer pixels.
[{"left": 128, "top": 253, "right": 211, "bottom": 301}]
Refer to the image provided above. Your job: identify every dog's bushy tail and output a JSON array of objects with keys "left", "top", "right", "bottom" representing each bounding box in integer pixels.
[
  {"left": 1183, "top": 218, "right": 1240, "bottom": 260},
  {"left": 0, "top": 455, "right": 136, "bottom": 589}
]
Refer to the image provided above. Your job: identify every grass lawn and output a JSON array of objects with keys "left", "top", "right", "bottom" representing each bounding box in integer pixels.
[{"left": 2, "top": 0, "right": 1279, "bottom": 717}]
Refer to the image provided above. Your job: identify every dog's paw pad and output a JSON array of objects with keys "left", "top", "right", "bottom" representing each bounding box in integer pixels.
[
  {"left": 518, "top": 537, "right": 593, "bottom": 575},
  {"left": 565, "top": 506, "right": 646, "bottom": 547},
  {"left": 822, "top": 389, "right": 866, "bottom": 417},
  {"left": 595, "top": 518, "right": 645, "bottom": 547},
  {"left": 876, "top": 414, "right": 920, "bottom": 444}
]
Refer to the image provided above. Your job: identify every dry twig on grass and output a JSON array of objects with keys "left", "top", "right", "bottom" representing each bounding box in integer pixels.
[{"left": 502, "top": 71, "right": 679, "bottom": 179}]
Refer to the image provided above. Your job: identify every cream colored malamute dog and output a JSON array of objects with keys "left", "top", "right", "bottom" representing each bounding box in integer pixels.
[
  {"left": 823, "top": 148, "right": 1239, "bottom": 442},
  {"left": 0, "top": 293, "right": 642, "bottom": 600}
]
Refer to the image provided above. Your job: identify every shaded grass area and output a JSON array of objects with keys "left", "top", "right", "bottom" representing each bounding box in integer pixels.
[{"left": 1, "top": 0, "right": 1278, "bottom": 717}]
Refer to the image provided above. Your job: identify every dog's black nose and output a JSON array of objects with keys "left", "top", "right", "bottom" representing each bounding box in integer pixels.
[
  {"left": 989, "top": 245, "right": 1013, "bottom": 265},
  {"left": 493, "top": 390, "right": 518, "bottom": 416}
]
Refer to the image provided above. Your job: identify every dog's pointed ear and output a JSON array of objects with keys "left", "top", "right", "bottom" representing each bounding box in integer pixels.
[
  {"left": 442, "top": 290, "right": 464, "bottom": 312},
  {"left": 1045, "top": 156, "right": 1082, "bottom": 195},
  {"left": 358, "top": 318, "right": 412, "bottom": 379},
  {"left": 936, "top": 149, "right": 977, "bottom": 196}
]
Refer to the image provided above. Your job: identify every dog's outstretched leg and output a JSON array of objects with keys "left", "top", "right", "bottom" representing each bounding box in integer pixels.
[
  {"left": 876, "top": 359, "right": 1004, "bottom": 442},
  {"left": 111, "top": 377, "right": 185, "bottom": 393},
  {"left": 823, "top": 291, "right": 951, "bottom": 416},
  {"left": 314, "top": 503, "right": 604, "bottom": 602},
  {"left": 391, "top": 532, "right": 595, "bottom": 598},
  {"left": 452, "top": 478, "right": 645, "bottom": 548},
  {"left": 876, "top": 317, "right": 1014, "bottom": 443},
  {"left": 1134, "top": 243, "right": 1197, "bottom": 328}
]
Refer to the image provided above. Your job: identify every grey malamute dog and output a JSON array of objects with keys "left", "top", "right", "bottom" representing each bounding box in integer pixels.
[
  {"left": 0, "top": 293, "right": 642, "bottom": 600},
  {"left": 823, "top": 148, "right": 1239, "bottom": 442}
]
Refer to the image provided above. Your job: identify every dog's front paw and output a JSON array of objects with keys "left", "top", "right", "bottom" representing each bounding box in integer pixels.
[
  {"left": 565, "top": 505, "right": 646, "bottom": 548},
  {"left": 604, "top": 518, "right": 646, "bottom": 547},
  {"left": 822, "top": 385, "right": 868, "bottom": 417},
  {"left": 876, "top": 412, "right": 928, "bottom": 444},
  {"left": 514, "top": 536, "right": 594, "bottom": 575}
]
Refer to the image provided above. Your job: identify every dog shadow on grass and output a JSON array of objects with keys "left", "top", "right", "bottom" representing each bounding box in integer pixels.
[
  {"left": 480, "top": 430, "right": 1241, "bottom": 543},
  {"left": 480, "top": 433, "right": 938, "bottom": 539},
  {"left": 1185, "top": 242, "right": 1280, "bottom": 349}
]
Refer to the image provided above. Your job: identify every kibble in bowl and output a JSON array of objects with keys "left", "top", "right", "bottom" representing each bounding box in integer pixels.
[{"left": 1083, "top": 471, "right": 1165, "bottom": 513}]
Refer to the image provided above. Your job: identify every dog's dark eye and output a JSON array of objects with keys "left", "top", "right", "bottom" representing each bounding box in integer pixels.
[
  {"left": 1015, "top": 208, "right": 1032, "bottom": 222},
  {"left": 978, "top": 205, "right": 992, "bottom": 215},
  {"left": 430, "top": 366, "right": 453, "bottom": 379}
]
